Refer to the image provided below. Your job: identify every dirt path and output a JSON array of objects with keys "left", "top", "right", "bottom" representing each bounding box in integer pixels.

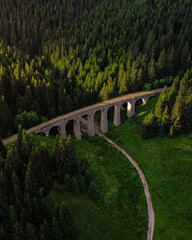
[
  {"left": 3, "top": 116, "right": 155, "bottom": 239},
  {"left": 81, "top": 119, "right": 155, "bottom": 240}
]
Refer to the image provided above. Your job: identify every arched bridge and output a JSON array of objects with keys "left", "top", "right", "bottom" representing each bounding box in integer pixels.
[{"left": 3, "top": 88, "right": 168, "bottom": 144}]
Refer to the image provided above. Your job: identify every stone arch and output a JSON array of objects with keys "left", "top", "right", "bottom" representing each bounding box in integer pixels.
[
  {"left": 127, "top": 100, "right": 135, "bottom": 118},
  {"left": 113, "top": 103, "right": 122, "bottom": 126},
  {"left": 121, "top": 101, "right": 130, "bottom": 123},
  {"left": 73, "top": 117, "right": 82, "bottom": 140},
  {"left": 141, "top": 94, "right": 154, "bottom": 105},
  {"left": 83, "top": 110, "right": 97, "bottom": 137},
  {"left": 49, "top": 125, "right": 61, "bottom": 136},
  {"left": 65, "top": 119, "right": 75, "bottom": 138},
  {"left": 106, "top": 105, "right": 114, "bottom": 122},
  {"left": 65, "top": 118, "right": 82, "bottom": 140},
  {"left": 135, "top": 98, "right": 144, "bottom": 106},
  {"left": 100, "top": 107, "right": 109, "bottom": 133}
]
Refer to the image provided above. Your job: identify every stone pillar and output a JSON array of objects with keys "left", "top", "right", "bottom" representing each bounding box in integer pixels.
[
  {"left": 100, "top": 107, "right": 108, "bottom": 133},
  {"left": 113, "top": 104, "right": 121, "bottom": 126},
  {"left": 43, "top": 128, "right": 50, "bottom": 137},
  {"left": 127, "top": 101, "right": 135, "bottom": 118},
  {"left": 59, "top": 121, "right": 67, "bottom": 139},
  {"left": 87, "top": 112, "right": 95, "bottom": 137},
  {"left": 73, "top": 118, "right": 81, "bottom": 140}
]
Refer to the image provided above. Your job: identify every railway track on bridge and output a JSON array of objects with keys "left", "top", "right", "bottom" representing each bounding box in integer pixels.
[{"left": 3, "top": 88, "right": 169, "bottom": 145}]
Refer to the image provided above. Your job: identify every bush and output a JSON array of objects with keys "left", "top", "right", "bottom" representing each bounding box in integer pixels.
[
  {"left": 15, "top": 111, "right": 40, "bottom": 129},
  {"left": 143, "top": 83, "right": 151, "bottom": 91}
]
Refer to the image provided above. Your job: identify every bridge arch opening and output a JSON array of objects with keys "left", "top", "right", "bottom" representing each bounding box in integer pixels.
[
  {"left": 107, "top": 105, "right": 114, "bottom": 123},
  {"left": 80, "top": 111, "right": 98, "bottom": 137},
  {"left": 65, "top": 119, "right": 74, "bottom": 138},
  {"left": 80, "top": 113, "right": 88, "bottom": 135},
  {"left": 49, "top": 126, "right": 61, "bottom": 136},
  {"left": 121, "top": 102, "right": 128, "bottom": 123},
  {"left": 135, "top": 99, "right": 143, "bottom": 106}
]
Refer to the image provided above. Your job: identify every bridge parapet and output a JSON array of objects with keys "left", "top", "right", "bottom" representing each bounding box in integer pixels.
[{"left": 32, "top": 89, "right": 165, "bottom": 140}]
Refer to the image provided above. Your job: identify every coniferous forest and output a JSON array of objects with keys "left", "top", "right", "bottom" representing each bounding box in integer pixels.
[
  {"left": 0, "top": 0, "right": 192, "bottom": 137},
  {"left": 0, "top": 0, "right": 192, "bottom": 239}
]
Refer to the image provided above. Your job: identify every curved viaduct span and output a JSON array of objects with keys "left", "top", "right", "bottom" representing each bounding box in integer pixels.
[{"left": 3, "top": 88, "right": 167, "bottom": 145}]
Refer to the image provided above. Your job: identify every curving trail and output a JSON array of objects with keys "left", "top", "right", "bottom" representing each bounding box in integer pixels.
[
  {"left": 3, "top": 105, "right": 155, "bottom": 239},
  {"left": 81, "top": 118, "right": 155, "bottom": 240},
  {"left": 98, "top": 134, "right": 155, "bottom": 240}
]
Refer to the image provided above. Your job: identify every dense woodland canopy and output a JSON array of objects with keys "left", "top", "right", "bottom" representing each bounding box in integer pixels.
[
  {"left": 0, "top": 129, "right": 97, "bottom": 239},
  {"left": 0, "top": 1, "right": 192, "bottom": 239},
  {"left": 142, "top": 69, "right": 192, "bottom": 138},
  {"left": 0, "top": 0, "right": 192, "bottom": 137}
]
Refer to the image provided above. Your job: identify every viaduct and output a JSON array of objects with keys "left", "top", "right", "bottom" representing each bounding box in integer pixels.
[{"left": 3, "top": 88, "right": 167, "bottom": 145}]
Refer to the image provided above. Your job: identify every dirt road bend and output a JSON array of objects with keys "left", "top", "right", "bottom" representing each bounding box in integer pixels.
[{"left": 81, "top": 118, "right": 155, "bottom": 240}]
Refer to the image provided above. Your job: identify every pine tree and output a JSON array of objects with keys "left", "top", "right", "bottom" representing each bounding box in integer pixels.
[
  {"left": 71, "top": 177, "right": 80, "bottom": 196},
  {"left": 88, "top": 181, "right": 99, "bottom": 201},
  {"left": 25, "top": 160, "right": 39, "bottom": 197},
  {"left": 118, "top": 70, "right": 128, "bottom": 95},
  {"left": 180, "top": 41, "right": 189, "bottom": 70},
  {"left": 185, "top": 93, "right": 192, "bottom": 131},
  {"left": 9, "top": 205, "right": 17, "bottom": 228},
  {"left": 0, "top": 170, "right": 9, "bottom": 217},
  {"left": 162, "top": 106, "right": 171, "bottom": 133},
  {"left": 25, "top": 222, "right": 37, "bottom": 240},
  {"left": 64, "top": 174, "right": 71, "bottom": 192},
  {"left": 63, "top": 135, "right": 78, "bottom": 175},
  {"left": 13, "top": 222, "right": 24, "bottom": 240},
  {"left": 79, "top": 176, "right": 86, "bottom": 193},
  {"left": 148, "top": 58, "right": 156, "bottom": 82},
  {"left": 167, "top": 46, "right": 176, "bottom": 76},
  {"left": 141, "top": 112, "right": 158, "bottom": 139},
  {"left": 156, "top": 49, "right": 167, "bottom": 78},
  {"left": 59, "top": 201, "right": 78, "bottom": 240},
  {"left": 155, "top": 89, "right": 168, "bottom": 119},
  {"left": 0, "top": 95, "right": 13, "bottom": 137},
  {"left": 0, "top": 138, "right": 7, "bottom": 158},
  {"left": 5, "top": 147, "right": 23, "bottom": 178},
  {"left": 53, "top": 135, "right": 67, "bottom": 183},
  {"left": 51, "top": 217, "right": 62, "bottom": 240}
]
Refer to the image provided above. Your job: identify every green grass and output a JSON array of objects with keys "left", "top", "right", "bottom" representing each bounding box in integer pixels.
[
  {"left": 106, "top": 95, "right": 192, "bottom": 240},
  {"left": 45, "top": 135, "right": 148, "bottom": 240},
  {"left": 7, "top": 94, "right": 191, "bottom": 239}
]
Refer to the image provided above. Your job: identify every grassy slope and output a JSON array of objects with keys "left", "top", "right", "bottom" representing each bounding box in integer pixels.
[
  {"left": 45, "top": 134, "right": 148, "bottom": 240},
  {"left": 106, "top": 95, "right": 192, "bottom": 240},
  {"left": 8, "top": 94, "right": 191, "bottom": 239}
]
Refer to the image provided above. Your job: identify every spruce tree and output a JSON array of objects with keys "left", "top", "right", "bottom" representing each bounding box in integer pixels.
[
  {"left": 162, "top": 106, "right": 171, "bottom": 133},
  {"left": 59, "top": 201, "right": 78, "bottom": 240},
  {"left": 51, "top": 217, "right": 62, "bottom": 240},
  {"left": 25, "top": 160, "right": 39, "bottom": 197},
  {"left": 141, "top": 112, "right": 158, "bottom": 139},
  {"left": 0, "top": 138, "right": 7, "bottom": 158},
  {"left": 88, "top": 181, "right": 99, "bottom": 201},
  {"left": 25, "top": 222, "right": 37, "bottom": 240}
]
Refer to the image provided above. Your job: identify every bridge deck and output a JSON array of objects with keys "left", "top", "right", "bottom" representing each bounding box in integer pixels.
[{"left": 3, "top": 88, "right": 168, "bottom": 145}]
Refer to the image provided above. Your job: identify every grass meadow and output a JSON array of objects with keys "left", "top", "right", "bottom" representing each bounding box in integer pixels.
[{"left": 8, "top": 94, "right": 192, "bottom": 240}]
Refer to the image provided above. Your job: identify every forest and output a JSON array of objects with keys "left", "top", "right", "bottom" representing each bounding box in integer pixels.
[
  {"left": 0, "top": 128, "right": 98, "bottom": 239},
  {"left": 0, "top": 0, "right": 192, "bottom": 239},
  {"left": 0, "top": 0, "right": 192, "bottom": 138},
  {"left": 142, "top": 69, "right": 192, "bottom": 138}
]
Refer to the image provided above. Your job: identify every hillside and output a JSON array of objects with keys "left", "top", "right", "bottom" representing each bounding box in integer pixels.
[
  {"left": 0, "top": 0, "right": 192, "bottom": 138},
  {"left": 0, "top": 1, "right": 192, "bottom": 239}
]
